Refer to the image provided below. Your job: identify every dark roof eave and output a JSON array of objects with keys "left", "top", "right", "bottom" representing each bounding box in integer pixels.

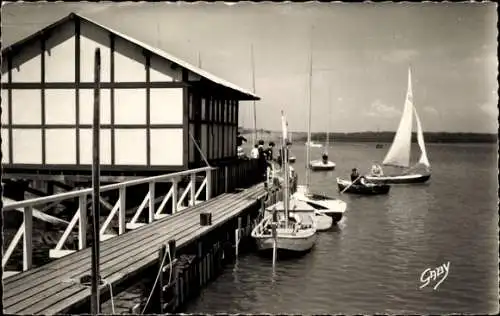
[
  {"left": 2, "top": 13, "right": 77, "bottom": 57},
  {"left": 2, "top": 12, "right": 260, "bottom": 101}
]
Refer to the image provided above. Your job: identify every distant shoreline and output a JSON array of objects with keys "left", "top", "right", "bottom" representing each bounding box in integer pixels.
[{"left": 238, "top": 129, "right": 498, "bottom": 144}]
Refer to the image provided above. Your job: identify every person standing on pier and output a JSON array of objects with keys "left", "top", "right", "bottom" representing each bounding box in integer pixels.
[
  {"left": 250, "top": 144, "right": 259, "bottom": 159},
  {"left": 257, "top": 140, "right": 268, "bottom": 179},
  {"left": 266, "top": 142, "right": 275, "bottom": 161}
]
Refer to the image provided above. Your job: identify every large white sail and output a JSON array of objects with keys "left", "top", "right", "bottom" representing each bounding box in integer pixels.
[
  {"left": 382, "top": 69, "right": 414, "bottom": 168},
  {"left": 414, "top": 106, "right": 431, "bottom": 168}
]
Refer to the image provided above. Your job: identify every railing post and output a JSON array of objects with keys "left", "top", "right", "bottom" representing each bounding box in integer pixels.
[
  {"left": 79, "top": 195, "right": 87, "bottom": 250},
  {"left": 23, "top": 206, "right": 33, "bottom": 271},
  {"left": 190, "top": 173, "right": 196, "bottom": 206},
  {"left": 119, "top": 186, "right": 126, "bottom": 234},
  {"left": 149, "top": 181, "right": 155, "bottom": 223},
  {"left": 224, "top": 166, "right": 228, "bottom": 193},
  {"left": 205, "top": 169, "right": 212, "bottom": 200},
  {"left": 171, "top": 178, "right": 178, "bottom": 214}
]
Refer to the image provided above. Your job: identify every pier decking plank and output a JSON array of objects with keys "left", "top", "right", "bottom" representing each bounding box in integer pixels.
[
  {"left": 4, "top": 192, "right": 230, "bottom": 295},
  {"left": 3, "top": 184, "right": 266, "bottom": 315}
]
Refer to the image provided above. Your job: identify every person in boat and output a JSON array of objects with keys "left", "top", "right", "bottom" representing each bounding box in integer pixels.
[
  {"left": 350, "top": 168, "right": 366, "bottom": 185},
  {"left": 250, "top": 144, "right": 259, "bottom": 159},
  {"left": 370, "top": 163, "right": 384, "bottom": 177},
  {"left": 322, "top": 152, "right": 329, "bottom": 164}
]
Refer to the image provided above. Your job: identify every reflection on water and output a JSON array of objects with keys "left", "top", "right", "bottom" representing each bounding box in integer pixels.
[{"left": 184, "top": 143, "right": 498, "bottom": 314}]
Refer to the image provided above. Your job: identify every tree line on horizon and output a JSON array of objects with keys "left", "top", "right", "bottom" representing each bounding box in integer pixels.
[{"left": 238, "top": 128, "right": 497, "bottom": 143}]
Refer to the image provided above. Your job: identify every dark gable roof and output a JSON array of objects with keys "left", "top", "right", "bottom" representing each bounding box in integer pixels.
[{"left": 2, "top": 12, "right": 260, "bottom": 101}]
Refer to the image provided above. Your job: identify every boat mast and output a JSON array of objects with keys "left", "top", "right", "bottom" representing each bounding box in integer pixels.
[
  {"left": 281, "top": 111, "right": 289, "bottom": 227},
  {"left": 325, "top": 87, "right": 331, "bottom": 154},
  {"left": 305, "top": 26, "right": 313, "bottom": 189},
  {"left": 251, "top": 43, "right": 257, "bottom": 145}
]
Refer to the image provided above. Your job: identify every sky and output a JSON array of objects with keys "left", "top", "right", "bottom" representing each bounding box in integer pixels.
[{"left": 2, "top": 1, "right": 498, "bottom": 133}]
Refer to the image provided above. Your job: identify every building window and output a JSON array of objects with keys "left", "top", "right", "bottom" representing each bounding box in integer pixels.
[
  {"left": 228, "top": 101, "right": 233, "bottom": 124},
  {"left": 201, "top": 97, "right": 206, "bottom": 121},
  {"left": 188, "top": 92, "right": 194, "bottom": 121}
]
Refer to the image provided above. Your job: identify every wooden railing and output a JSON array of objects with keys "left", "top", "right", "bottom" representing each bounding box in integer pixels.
[{"left": 2, "top": 160, "right": 263, "bottom": 278}]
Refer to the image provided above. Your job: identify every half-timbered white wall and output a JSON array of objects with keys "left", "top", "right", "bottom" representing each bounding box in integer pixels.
[
  {"left": 12, "top": 129, "right": 42, "bottom": 164},
  {"left": 1, "top": 128, "right": 10, "bottom": 164},
  {"left": 46, "top": 129, "right": 76, "bottom": 164},
  {"left": 150, "top": 128, "right": 183, "bottom": 165},
  {"left": 80, "top": 21, "right": 111, "bottom": 82},
  {"left": 79, "top": 89, "right": 111, "bottom": 124},
  {"left": 12, "top": 90, "right": 41, "bottom": 124},
  {"left": 2, "top": 18, "right": 191, "bottom": 170},
  {"left": 11, "top": 39, "right": 42, "bottom": 82},
  {"left": 45, "top": 89, "right": 75, "bottom": 124},
  {"left": 45, "top": 21, "right": 75, "bottom": 82},
  {"left": 150, "top": 88, "right": 183, "bottom": 124}
]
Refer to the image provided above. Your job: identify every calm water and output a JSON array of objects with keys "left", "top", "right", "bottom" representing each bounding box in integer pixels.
[{"left": 183, "top": 142, "right": 499, "bottom": 314}]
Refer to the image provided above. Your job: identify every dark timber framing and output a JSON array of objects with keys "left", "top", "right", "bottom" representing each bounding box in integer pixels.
[
  {"left": 75, "top": 18, "right": 81, "bottom": 164},
  {"left": 2, "top": 12, "right": 258, "bottom": 177},
  {"left": 110, "top": 33, "right": 116, "bottom": 165},
  {"left": 7, "top": 54, "right": 13, "bottom": 163},
  {"left": 41, "top": 36, "right": 47, "bottom": 165},
  {"left": 1, "top": 82, "right": 187, "bottom": 89},
  {"left": 145, "top": 51, "right": 151, "bottom": 166}
]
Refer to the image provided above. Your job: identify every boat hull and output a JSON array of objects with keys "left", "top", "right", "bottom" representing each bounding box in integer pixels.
[
  {"left": 255, "top": 234, "right": 317, "bottom": 253},
  {"left": 290, "top": 211, "right": 332, "bottom": 231},
  {"left": 337, "top": 178, "right": 390, "bottom": 195},
  {"left": 309, "top": 160, "right": 336, "bottom": 171},
  {"left": 365, "top": 173, "right": 431, "bottom": 184},
  {"left": 292, "top": 187, "right": 346, "bottom": 224}
]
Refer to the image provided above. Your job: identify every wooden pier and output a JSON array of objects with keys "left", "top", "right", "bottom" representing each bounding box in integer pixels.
[{"left": 3, "top": 182, "right": 270, "bottom": 315}]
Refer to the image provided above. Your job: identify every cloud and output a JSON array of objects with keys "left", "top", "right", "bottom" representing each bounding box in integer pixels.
[
  {"left": 365, "top": 100, "right": 401, "bottom": 118},
  {"left": 381, "top": 49, "right": 419, "bottom": 64},
  {"left": 423, "top": 106, "right": 439, "bottom": 116}
]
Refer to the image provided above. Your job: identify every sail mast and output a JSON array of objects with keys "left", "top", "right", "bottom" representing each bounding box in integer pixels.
[
  {"left": 281, "top": 111, "right": 289, "bottom": 227},
  {"left": 325, "top": 87, "right": 331, "bottom": 154},
  {"left": 305, "top": 26, "right": 313, "bottom": 189}
]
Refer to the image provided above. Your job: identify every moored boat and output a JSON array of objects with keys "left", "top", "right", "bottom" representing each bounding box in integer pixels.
[
  {"left": 252, "top": 211, "right": 317, "bottom": 254},
  {"left": 266, "top": 199, "right": 333, "bottom": 232},
  {"left": 252, "top": 110, "right": 318, "bottom": 257},
  {"left": 336, "top": 177, "right": 390, "bottom": 195},
  {"left": 292, "top": 185, "right": 347, "bottom": 223}
]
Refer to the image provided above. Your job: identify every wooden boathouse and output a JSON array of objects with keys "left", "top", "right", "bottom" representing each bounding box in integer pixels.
[
  {"left": 1, "top": 12, "right": 258, "bottom": 179},
  {"left": 1, "top": 12, "right": 277, "bottom": 315}
]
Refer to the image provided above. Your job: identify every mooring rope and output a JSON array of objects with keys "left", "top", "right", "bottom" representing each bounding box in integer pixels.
[
  {"left": 101, "top": 279, "right": 115, "bottom": 314},
  {"left": 141, "top": 243, "right": 173, "bottom": 314}
]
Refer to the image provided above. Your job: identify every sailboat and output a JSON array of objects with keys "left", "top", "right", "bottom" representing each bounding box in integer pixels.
[
  {"left": 365, "top": 68, "right": 431, "bottom": 184},
  {"left": 310, "top": 88, "right": 336, "bottom": 171},
  {"left": 252, "top": 111, "right": 317, "bottom": 254},
  {"left": 292, "top": 32, "right": 347, "bottom": 223}
]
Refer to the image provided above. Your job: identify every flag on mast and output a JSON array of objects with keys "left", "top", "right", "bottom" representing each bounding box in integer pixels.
[{"left": 281, "top": 110, "right": 288, "bottom": 142}]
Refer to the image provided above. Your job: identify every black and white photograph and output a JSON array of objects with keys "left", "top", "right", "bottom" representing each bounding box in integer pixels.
[{"left": 1, "top": 1, "right": 498, "bottom": 315}]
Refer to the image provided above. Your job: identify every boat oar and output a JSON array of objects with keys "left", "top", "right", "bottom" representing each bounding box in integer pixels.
[{"left": 340, "top": 175, "right": 362, "bottom": 194}]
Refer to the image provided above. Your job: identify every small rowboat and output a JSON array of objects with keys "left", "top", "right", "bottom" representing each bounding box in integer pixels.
[{"left": 336, "top": 178, "right": 390, "bottom": 195}]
